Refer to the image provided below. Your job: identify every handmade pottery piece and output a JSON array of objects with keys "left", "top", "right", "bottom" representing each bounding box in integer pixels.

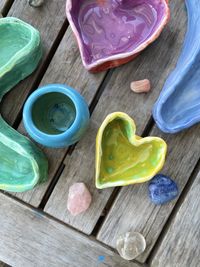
[
  {"left": 23, "top": 84, "right": 90, "bottom": 148},
  {"left": 0, "top": 17, "right": 47, "bottom": 192},
  {"left": 153, "top": 0, "right": 200, "bottom": 133},
  {"left": 0, "top": 17, "right": 42, "bottom": 96},
  {"left": 148, "top": 174, "right": 178, "bottom": 205},
  {"left": 66, "top": 0, "right": 170, "bottom": 72},
  {"left": 95, "top": 112, "right": 167, "bottom": 189},
  {"left": 0, "top": 117, "right": 48, "bottom": 192},
  {"left": 116, "top": 232, "right": 146, "bottom": 260}
]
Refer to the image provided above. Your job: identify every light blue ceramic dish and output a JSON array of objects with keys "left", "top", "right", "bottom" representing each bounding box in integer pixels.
[
  {"left": 23, "top": 84, "right": 90, "bottom": 148},
  {"left": 153, "top": 0, "right": 200, "bottom": 133}
]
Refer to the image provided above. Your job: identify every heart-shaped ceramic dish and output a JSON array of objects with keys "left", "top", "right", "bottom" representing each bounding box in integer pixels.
[
  {"left": 95, "top": 112, "right": 167, "bottom": 189},
  {"left": 66, "top": 0, "right": 170, "bottom": 72}
]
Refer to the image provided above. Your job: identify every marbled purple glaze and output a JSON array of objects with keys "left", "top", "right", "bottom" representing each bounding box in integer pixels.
[{"left": 70, "top": 0, "right": 167, "bottom": 64}]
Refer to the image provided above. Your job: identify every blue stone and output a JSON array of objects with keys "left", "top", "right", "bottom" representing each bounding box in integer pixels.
[{"left": 148, "top": 174, "right": 178, "bottom": 205}]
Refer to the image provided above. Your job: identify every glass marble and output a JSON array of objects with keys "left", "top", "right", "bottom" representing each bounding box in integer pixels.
[{"left": 116, "top": 232, "right": 146, "bottom": 260}]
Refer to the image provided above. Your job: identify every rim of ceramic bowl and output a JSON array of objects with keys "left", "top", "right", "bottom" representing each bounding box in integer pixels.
[
  {"left": 66, "top": 0, "right": 170, "bottom": 71},
  {"left": 0, "top": 17, "right": 40, "bottom": 75},
  {"left": 23, "top": 84, "right": 88, "bottom": 145}
]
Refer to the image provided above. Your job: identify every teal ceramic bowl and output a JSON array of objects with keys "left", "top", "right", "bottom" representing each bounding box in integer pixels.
[{"left": 23, "top": 84, "right": 90, "bottom": 148}]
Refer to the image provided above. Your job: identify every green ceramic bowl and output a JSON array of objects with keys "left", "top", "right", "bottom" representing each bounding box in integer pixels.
[{"left": 0, "top": 17, "right": 42, "bottom": 98}]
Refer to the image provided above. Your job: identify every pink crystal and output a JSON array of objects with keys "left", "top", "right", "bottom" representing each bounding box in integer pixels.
[{"left": 67, "top": 183, "right": 92, "bottom": 216}]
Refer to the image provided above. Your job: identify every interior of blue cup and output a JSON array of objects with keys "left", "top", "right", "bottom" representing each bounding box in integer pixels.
[
  {"left": 32, "top": 92, "right": 76, "bottom": 135},
  {"left": 69, "top": 0, "right": 167, "bottom": 64}
]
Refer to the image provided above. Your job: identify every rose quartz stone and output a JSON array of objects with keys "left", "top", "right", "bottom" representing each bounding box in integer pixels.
[{"left": 67, "top": 183, "right": 92, "bottom": 216}]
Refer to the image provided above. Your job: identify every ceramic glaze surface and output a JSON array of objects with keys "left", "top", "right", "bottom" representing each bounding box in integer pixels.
[
  {"left": 23, "top": 84, "right": 90, "bottom": 148},
  {"left": 0, "top": 17, "right": 47, "bottom": 192},
  {"left": 0, "top": 25, "right": 30, "bottom": 67},
  {"left": 0, "top": 17, "right": 42, "bottom": 98},
  {"left": 66, "top": 0, "right": 170, "bottom": 72},
  {"left": 78, "top": 0, "right": 164, "bottom": 63},
  {"left": 153, "top": 0, "right": 200, "bottom": 133},
  {"left": 95, "top": 112, "right": 167, "bottom": 189},
  {"left": 0, "top": 116, "right": 47, "bottom": 192},
  {"left": 32, "top": 92, "right": 76, "bottom": 135}
]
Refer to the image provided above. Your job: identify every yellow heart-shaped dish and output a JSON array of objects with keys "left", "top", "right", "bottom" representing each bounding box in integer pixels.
[{"left": 95, "top": 112, "right": 167, "bottom": 189}]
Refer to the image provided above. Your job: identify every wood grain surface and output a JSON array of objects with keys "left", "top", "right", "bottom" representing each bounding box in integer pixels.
[
  {"left": 0, "top": 0, "right": 12, "bottom": 14},
  {"left": 13, "top": 28, "right": 107, "bottom": 207},
  {"left": 1, "top": 0, "right": 67, "bottom": 125},
  {"left": 44, "top": 0, "right": 187, "bottom": 236},
  {"left": 0, "top": 193, "right": 140, "bottom": 267},
  {"left": 1, "top": 1, "right": 198, "bottom": 266},
  {"left": 97, "top": 124, "right": 200, "bottom": 263},
  {"left": 150, "top": 170, "right": 200, "bottom": 267}
]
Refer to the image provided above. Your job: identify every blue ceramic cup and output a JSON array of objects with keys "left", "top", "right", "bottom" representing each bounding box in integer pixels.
[{"left": 23, "top": 84, "right": 90, "bottom": 148}]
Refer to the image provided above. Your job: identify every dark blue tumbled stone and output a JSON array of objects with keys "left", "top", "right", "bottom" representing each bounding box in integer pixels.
[{"left": 148, "top": 174, "right": 178, "bottom": 205}]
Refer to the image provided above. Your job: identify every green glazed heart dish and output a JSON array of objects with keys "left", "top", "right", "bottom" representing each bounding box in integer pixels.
[
  {"left": 0, "top": 17, "right": 48, "bottom": 192},
  {"left": 96, "top": 112, "right": 167, "bottom": 189},
  {"left": 0, "top": 17, "right": 42, "bottom": 97}
]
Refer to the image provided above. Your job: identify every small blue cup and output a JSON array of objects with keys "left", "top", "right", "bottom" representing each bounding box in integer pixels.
[{"left": 23, "top": 84, "right": 90, "bottom": 148}]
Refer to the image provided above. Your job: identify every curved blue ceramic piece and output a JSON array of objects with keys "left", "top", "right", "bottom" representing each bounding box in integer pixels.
[
  {"left": 23, "top": 84, "right": 90, "bottom": 148},
  {"left": 153, "top": 0, "right": 200, "bottom": 133}
]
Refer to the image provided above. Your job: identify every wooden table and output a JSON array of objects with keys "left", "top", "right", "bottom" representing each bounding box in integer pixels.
[{"left": 0, "top": 1, "right": 200, "bottom": 266}]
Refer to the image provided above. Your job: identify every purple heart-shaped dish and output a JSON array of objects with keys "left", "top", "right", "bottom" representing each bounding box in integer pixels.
[{"left": 66, "top": 0, "right": 170, "bottom": 72}]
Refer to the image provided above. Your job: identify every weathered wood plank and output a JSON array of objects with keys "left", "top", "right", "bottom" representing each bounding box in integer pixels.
[
  {"left": 45, "top": 120, "right": 113, "bottom": 235},
  {"left": 44, "top": 0, "right": 186, "bottom": 235},
  {"left": 0, "top": 0, "right": 5, "bottom": 11},
  {"left": 0, "top": 0, "right": 6, "bottom": 13},
  {"left": 0, "top": 0, "right": 13, "bottom": 14},
  {"left": 1, "top": 0, "right": 67, "bottom": 125},
  {"left": 150, "top": 170, "right": 200, "bottom": 267},
  {"left": 0, "top": 193, "right": 140, "bottom": 267},
  {"left": 13, "top": 28, "right": 106, "bottom": 207},
  {"left": 97, "top": 124, "right": 200, "bottom": 263}
]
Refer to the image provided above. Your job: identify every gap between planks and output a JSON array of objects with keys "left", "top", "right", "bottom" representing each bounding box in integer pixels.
[
  {"left": 38, "top": 69, "right": 114, "bottom": 209},
  {"left": 1, "top": 2, "right": 194, "bottom": 266},
  {"left": 1, "top": 0, "right": 69, "bottom": 126},
  {"left": 146, "top": 158, "right": 200, "bottom": 265},
  {"left": 97, "top": 123, "right": 200, "bottom": 263},
  {"left": 44, "top": 0, "right": 187, "bottom": 238},
  {"left": 0, "top": 193, "right": 142, "bottom": 267},
  {"left": 91, "top": 115, "right": 156, "bottom": 237},
  {"left": 13, "top": 19, "right": 69, "bottom": 129},
  {"left": 12, "top": 26, "right": 109, "bottom": 207},
  {"left": 0, "top": 0, "right": 14, "bottom": 15},
  {"left": 149, "top": 165, "right": 200, "bottom": 267},
  {"left": 3, "top": 189, "right": 144, "bottom": 267}
]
